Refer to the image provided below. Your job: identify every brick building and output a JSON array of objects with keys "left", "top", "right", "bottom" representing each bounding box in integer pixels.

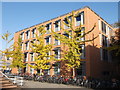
[{"left": 12, "top": 6, "right": 115, "bottom": 79}]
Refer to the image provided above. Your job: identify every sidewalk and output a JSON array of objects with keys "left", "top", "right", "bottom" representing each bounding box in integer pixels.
[{"left": 20, "top": 80, "right": 84, "bottom": 88}]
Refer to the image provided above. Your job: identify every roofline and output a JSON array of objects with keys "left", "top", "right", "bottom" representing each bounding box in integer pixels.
[
  {"left": 86, "top": 7, "right": 114, "bottom": 29},
  {"left": 15, "top": 6, "right": 114, "bottom": 33},
  {"left": 15, "top": 6, "right": 89, "bottom": 33}
]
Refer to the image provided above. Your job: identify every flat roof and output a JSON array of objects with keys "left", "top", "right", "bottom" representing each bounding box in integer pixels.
[{"left": 15, "top": 6, "right": 114, "bottom": 33}]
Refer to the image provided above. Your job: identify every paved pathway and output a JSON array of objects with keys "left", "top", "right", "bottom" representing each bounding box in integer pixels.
[{"left": 20, "top": 80, "right": 87, "bottom": 88}]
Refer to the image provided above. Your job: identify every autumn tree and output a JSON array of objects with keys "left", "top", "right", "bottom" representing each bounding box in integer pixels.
[
  {"left": 0, "top": 31, "right": 13, "bottom": 70},
  {"left": 108, "top": 22, "right": 120, "bottom": 56},
  {"left": 52, "top": 11, "right": 97, "bottom": 77},
  {"left": 107, "top": 22, "right": 120, "bottom": 77},
  {"left": 10, "top": 36, "right": 25, "bottom": 73},
  {"left": 29, "top": 26, "right": 55, "bottom": 74}
]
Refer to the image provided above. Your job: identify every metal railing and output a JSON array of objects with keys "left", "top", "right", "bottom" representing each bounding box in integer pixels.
[
  {"left": 0, "top": 71, "right": 24, "bottom": 86},
  {"left": 8, "top": 76, "right": 24, "bottom": 86}
]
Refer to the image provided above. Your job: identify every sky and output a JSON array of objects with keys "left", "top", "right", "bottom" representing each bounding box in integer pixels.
[{"left": 1, "top": 2, "right": 119, "bottom": 50}]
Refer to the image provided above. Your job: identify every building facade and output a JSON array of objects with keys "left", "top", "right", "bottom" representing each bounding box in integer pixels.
[{"left": 13, "top": 6, "right": 115, "bottom": 79}]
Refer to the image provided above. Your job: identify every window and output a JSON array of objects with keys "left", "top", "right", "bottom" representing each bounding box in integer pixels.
[
  {"left": 53, "top": 48, "right": 61, "bottom": 59},
  {"left": 100, "top": 47, "right": 108, "bottom": 61},
  {"left": 32, "top": 28, "right": 36, "bottom": 38},
  {"left": 30, "top": 63, "right": 34, "bottom": 74},
  {"left": 75, "top": 27, "right": 85, "bottom": 41},
  {"left": 102, "top": 71, "right": 110, "bottom": 76},
  {"left": 54, "top": 34, "right": 60, "bottom": 45},
  {"left": 54, "top": 62, "right": 60, "bottom": 75},
  {"left": 44, "top": 63, "right": 50, "bottom": 75},
  {"left": 24, "top": 53, "right": 28, "bottom": 62},
  {"left": 63, "top": 33, "right": 69, "bottom": 38},
  {"left": 31, "top": 39, "right": 36, "bottom": 49},
  {"left": 76, "top": 15, "right": 81, "bottom": 26},
  {"left": 46, "top": 52, "right": 50, "bottom": 60},
  {"left": 103, "top": 49, "right": 108, "bottom": 61},
  {"left": 46, "top": 37, "right": 49, "bottom": 45},
  {"left": 75, "top": 12, "right": 84, "bottom": 26},
  {"left": 20, "top": 32, "right": 24, "bottom": 40},
  {"left": 45, "top": 36, "right": 51, "bottom": 45},
  {"left": 30, "top": 53, "right": 34, "bottom": 61},
  {"left": 79, "top": 44, "right": 85, "bottom": 59},
  {"left": 46, "top": 23, "right": 51, "bottom": 34},
  {"left": 64, "top": 17, "right": 71, "bottom": 29},
  {"left": 63, "top": 30, "right": 72, "bottom": 39},
  {"left": 54, "top": 20, "right": 60, "bottom": 32},
  {"left": 25, "top": 42, "right": 28, "bottom": 50},
  {"left": 7, "top": 57, "right": 9, "bottom": 60},
  {"left": 100, "top": 48, "right": 108, "bottom": 61},
  {"left": 26, "top": 30, "right": 30, "bottom": 39},
  {"left": 101, "top": 21, "right": 106, "bottom": 34},
  {"left": 55, "top": 39, "right": 60, "bottom": 45},
  {"left": 102, "top": 35, "right": 107, "bottom": 47},
  {"left": 25, "top": 41, "right": 29, "bottom": 50},
  {"left": 76, "top": 61, "right": 86, "bottom": 76},
  {"left": 101, "top": 35, "right": 109, "bottom": 61},
  {"left": 44, "top": 69, "right": 50, "bottom": 75}
]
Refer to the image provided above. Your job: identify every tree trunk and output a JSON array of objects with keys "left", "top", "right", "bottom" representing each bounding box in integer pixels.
[
  {"left": 40, "top": 69, "right": 43, "bottom": 75},
  {"left": 72, "top": 68, "right": 75, "bottom": 78}
]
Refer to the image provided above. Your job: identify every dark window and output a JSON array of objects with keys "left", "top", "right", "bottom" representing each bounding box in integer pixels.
[
  {"left": 102, "top": 71, "right": 110, "bottom": 76},
  {"left": 7, "top": 57, "right": 9, "bottom": 60},
  {"left": 32, "top": 28, "right": 36, "bottom": 38},
  {"left": 26, "top": 31, "right": 29, "bottom": 39},
  {"left": 54, "top": 62, "right": 60, "bottom": 75},
  {"left": 54, "top": 48, "right": 60, "bottom": 59},
  {"left": 45, "top": 36, "right": 50, "bottom": 45},
  {"left": 103, "top": 49, "right": 108, "bottom": 61},
  {"left": 46, "top": 24, "right": 50, "bottom": 30},
  {"left": 75, "top": 12, "right": 84, "bottom": 26},
  {"left": 25, "top": 42, "right": 28, "bottom": 50},
  {"left": 76, "top": 15, "right": 81, "bottom": 21},
  {"left": 55, "top": 23, "right": 58, "bottom": 28},
  {"left": 64, "top": 19, "right": 69, "bottom": 24},
  {"left": 64, "top": 16, "right": 72, "bottom": 29},
  {"left": 54, "top": 20, "right": 60, "bottom": 32},
  {"left": 44, "top": 69, "right": 50, "bottom": 75},
  {"left": 75, "top": 28, "right": 85, "bottom": 41},
  {"left": 30, "top": 53, "right": 34, "bottom": 61},
  {"left": 63, "top": 33, "right": 69, "bottom": 38},
  {"left": 46, "top": 37, "right": 49, "bottom": 44},
  {"left": 101, "top": 21, "right": 106, "bottom": 34},
  {"left": 54, "top": 49, "right": 59, "bottom": 59},
  {"left": 24, "top": 53, "right": 27, "bottom": 62},
  {"left": 46, "top": 23, "right": 51, "bottom": 34},
  {"left": 54, "top": 34, "right": 60, "bottom": 45},
  {"left": 102, "top": 35, "right": 107, "bottom": 47},
  {"left": 79, "top": 44, "right": 85, "bottom": 59},
  {"left": 55, "top": 39, "right": 59, "bottom": 45},
  {"left": 76, "top": 61, "right": 86, "bottom": 76},
  {"left": 46, "top": 52, "right": 50, "bottom": 60},
  {"left": 20, "top": 32, "right": 24, "bottom": 40}
]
